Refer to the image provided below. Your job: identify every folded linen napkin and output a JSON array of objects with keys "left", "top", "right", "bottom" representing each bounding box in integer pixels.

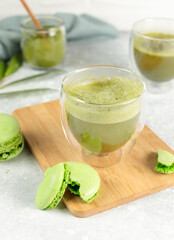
[{"left": 0, "top": 13, "right": 118, "bottom": 60}]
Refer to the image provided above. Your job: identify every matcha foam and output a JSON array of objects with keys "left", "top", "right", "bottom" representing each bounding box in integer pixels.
[
  {"left": 66, "top": 77, "right": 143, "bottom": 105},
  {"left": 65, "top": 77, "right": 143, "bottom": 124}
]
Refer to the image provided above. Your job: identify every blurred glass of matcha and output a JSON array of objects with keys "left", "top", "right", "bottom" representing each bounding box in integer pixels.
[
  {"left": 21, "top": 15, "right": 65, "bottom": 69},
  {"left": 130, "top": 18, "right": 174, "bottom": 93}
]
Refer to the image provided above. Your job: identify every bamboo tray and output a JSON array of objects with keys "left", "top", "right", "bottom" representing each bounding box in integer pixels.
[{"left": 13, "top": 100, "right": 174, "bottom": 217}]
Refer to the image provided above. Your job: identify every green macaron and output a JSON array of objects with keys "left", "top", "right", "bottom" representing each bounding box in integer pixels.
[
  {"left": 35, "top": 162, "right": 100, "bottom": 210},
  {"left": 155, "top": 149, "right": 174, "bottom": 174},
  {"left": 35, "top": 163, "right": 70, "bottom": 210},
  {"left": 0, "top": 113, "right": 24, "bottom": 161},
  {"left": 67, "top": 162, "right": 100, "bottom": 203}
]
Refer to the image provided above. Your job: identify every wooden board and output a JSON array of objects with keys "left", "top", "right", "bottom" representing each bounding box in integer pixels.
[{"left": 13, "top": 100, "right": 174, "bottom": 218}]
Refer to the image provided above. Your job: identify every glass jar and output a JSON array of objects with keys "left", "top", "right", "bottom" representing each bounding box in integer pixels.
[
  {"left": 21, "top": 15, "right": 66, "bottom": 69},
  {"left": 60, "top": 65, "right": 146, "bottom": 167}
]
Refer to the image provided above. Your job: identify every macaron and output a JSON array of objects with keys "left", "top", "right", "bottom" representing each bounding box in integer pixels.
[
  {"left": 0, "top": 113, "right": 24, "bottom": 161},
  {"left": 155, "top": 149, "right": 174, "bottom": 174},
  {"left": 67, "top": 162, "right": 100, "bottom": 203},
  {"left": 35, "top": 163, "right": 70, "bottom": 210},
  {"left": 35, "top": 162, "right": 100, "bottom": 210}
]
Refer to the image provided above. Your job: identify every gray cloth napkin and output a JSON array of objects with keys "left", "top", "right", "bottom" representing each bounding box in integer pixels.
[{"left": 0, "top": 13, "right": 118, "bottom": 60}]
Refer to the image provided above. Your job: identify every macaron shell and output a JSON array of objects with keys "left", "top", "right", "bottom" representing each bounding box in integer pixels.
[
  {"left": 0, "top": 113, "right": 24, "bottom": 161},
  {"left": 0, "top": 113, "right": 20, "bottom": 143},
  {"left": 46, "top": 163, "right": 70, "bottom": 209},
  {"left": 35, "top": 163, "right": 65, "bottom": 210},
  {"left": 67, "top": 162, "right": 100, "bottom": 203},
  {"left": 157, "top": 149, "right": 174, "bottom": 166}
]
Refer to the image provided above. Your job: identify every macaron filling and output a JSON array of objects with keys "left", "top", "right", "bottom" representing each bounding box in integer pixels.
[
  {"left": 68, "top": 181, "right": 80, "bottom": 195},
  {"left": 155, "top": 163, "right": 174, "bottom": 174},
  {"left": 0, "top": 133, "right": 24, "bottom": 161}
]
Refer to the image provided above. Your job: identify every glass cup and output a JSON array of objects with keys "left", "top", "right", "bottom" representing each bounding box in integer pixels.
[
  {"left": 129, "top": 18, "right": 174, "bottom": 93},
  {"left": 21, "top": 15, "right": 66, "bottom": 69},
  {"left": 60, "top": 65, "right": 146, "bottom": 167}
]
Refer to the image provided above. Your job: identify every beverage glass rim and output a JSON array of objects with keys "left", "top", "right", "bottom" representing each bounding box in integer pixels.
[
  {"left": 132, "top": 17, "right": 174, "bottom": 42},
  {"left": 21, "top": 15, "right": 65, "bottom": 33},
  {"left": 62, "top": 65, "right": 146, "bottom": 107}
]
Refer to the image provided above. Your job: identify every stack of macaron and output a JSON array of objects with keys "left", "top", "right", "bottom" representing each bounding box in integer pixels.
[
  {"left": 0, "top": 113, "right": 24, "bottom": 161},
  {"left": 35, "top": 162, "right": 100, "bottom": 209}
]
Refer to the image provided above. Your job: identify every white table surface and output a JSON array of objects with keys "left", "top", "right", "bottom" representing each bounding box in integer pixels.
[{"left": 0, "top": 32, "right": 174, "bottom": 240}]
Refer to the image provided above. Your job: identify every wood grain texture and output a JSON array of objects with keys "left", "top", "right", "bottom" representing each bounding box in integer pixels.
[{"left": 13, "top": 100, "right": 174, "bottom": 218}]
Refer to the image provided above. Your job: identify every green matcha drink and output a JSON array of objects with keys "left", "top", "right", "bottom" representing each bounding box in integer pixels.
[
  {"left": 64, "top": 76, "right": 143, "bottom": 154},
  {"left": 21, "top": 16, "right": 65, "bottom": 68},
  {"left": 134, "top": 32, "right": 174, "bottom": 82}
]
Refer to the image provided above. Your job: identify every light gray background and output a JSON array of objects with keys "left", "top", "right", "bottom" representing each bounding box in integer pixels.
[
  {"left": 0, "top": 32, "right": 174, "bottom": 240},
  {"left": 1, "top": 0, "right": 174, "bottom": 30}
]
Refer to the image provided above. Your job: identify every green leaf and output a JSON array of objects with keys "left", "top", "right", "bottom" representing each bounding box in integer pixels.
[
  {"left": 4, "top": 53, "right": 23, "bottom": 77},
  {"left": 0, "top": 60, "right": 7, "bottom": 82},
  {"left": 0, "top": 88, "right": 57, "bottom": 96},
  {"left": 0, "top": 69, "right": 63, "bottom": 90}
]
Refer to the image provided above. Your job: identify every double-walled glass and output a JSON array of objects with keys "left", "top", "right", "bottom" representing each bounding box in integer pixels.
[
  {"left": 130, "top": 18, "right": 174, "bottom": 93},
  {"left": 21, "top": 15, "right": 66, "bottom": 69},
  {"left": 60, "top": 66, "right": 146, "bottom": 167}
]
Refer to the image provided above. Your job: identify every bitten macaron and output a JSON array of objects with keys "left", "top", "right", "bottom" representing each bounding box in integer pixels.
[
  {"left": 67, "top": 162, "right": 100, "bottom": 203},
  {"left": 35, "top": 162, "right": 100, "bottom": 210},
  {"left": 0, "top": 113, "right": 24, "bottom": 161},
  {"left": 155, "top": 149, "right": 174, "bottom": 174}
]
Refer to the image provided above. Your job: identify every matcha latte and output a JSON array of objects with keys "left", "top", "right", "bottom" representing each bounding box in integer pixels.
[{"left": 61, "top": 66, "right": 144, "bottom": 156}]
